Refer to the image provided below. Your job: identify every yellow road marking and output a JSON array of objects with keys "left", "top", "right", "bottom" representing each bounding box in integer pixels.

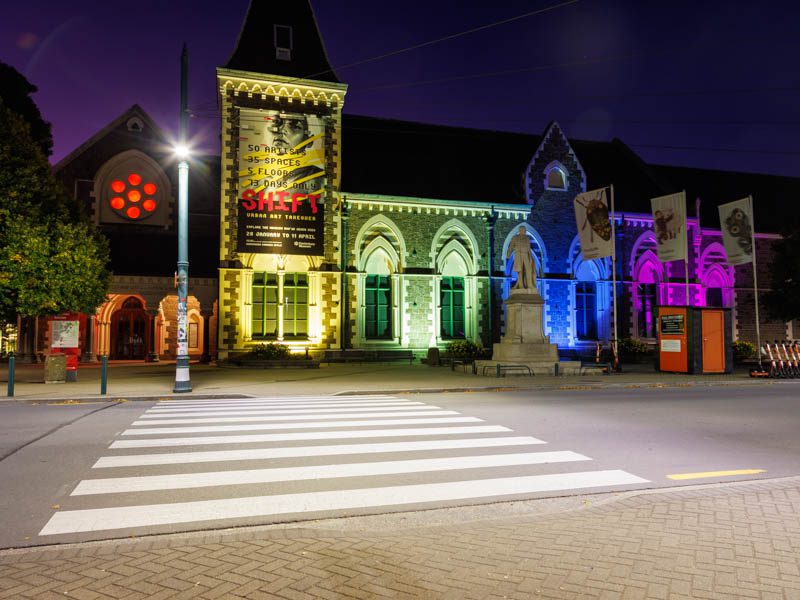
[{"left": 667, "top": 469, "right": 766, "bottom": 480}]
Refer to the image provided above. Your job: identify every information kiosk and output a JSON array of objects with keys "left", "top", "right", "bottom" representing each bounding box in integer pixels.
[{"left": 656, "top": 306, "right": 732, "bottom": 374}]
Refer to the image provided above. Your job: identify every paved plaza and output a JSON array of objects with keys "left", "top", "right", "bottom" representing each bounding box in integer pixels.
[{"left": 1, "top": 361, "right": 799, "bottom": 599}]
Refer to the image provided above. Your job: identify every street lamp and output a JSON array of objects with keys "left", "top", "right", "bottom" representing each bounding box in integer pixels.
[{"left": 174, "top": 44, "right": 191, "bottom": 393}]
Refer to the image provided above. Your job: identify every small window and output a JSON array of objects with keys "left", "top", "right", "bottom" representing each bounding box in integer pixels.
[
  {"left": 575, "top": 282, "right": 597, "bottom": 341},
  {"left": 546, "top": 167, "right": 566, "bottom": 190},
  {"left": 274, "top": 25, "right": 293, "bottom": 61},
  {"left": 365, "top": 275, "right": 392, "bottom": 340},
  {"left": 126, "top": 117, "right": 144, "bottom": 132},
  {"left": 706, "top": 287, "right": 723, "bottom": 308},
  {"left": 637, "top": 283, "right": 658, "bottom": 338},
  {"left": 252, "top": 272, "right": 279, "bottom": 338},
  {"left": 441, "top": 277, "right": 466, "bottom": 339},
  {"left": 283, "top": 273, "right": 308, "bottom": 338}
]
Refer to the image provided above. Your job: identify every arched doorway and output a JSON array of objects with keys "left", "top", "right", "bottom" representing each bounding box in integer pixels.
[{"left": 111, "top": 297, "right": 148, "bottom": 359}]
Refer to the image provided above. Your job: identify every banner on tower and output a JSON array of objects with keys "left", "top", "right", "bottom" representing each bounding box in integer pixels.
[
  {"left": 236, "top": 109, "right": 326, "bottom": 255},
  {"left": 650, "top": 192, "right": 687, "bottom": 262},
  {"left": 718, "top": 197, "right": 754, "bottom": 266},
  {"left": 573, "top": 188, "right": 613, "bottom": 260}
]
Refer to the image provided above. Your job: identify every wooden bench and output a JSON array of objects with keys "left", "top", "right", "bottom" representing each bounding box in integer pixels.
[
  {"left": 483, "top": 364, "right": 532, "bottom": 377},
  {"left": 322, "top": 350, "right": 368, "bottom": 363},
  {"left": 447, "top": 358, "right": 477, "bottom": 374},
  {"left": 375, "top": 350, "right": 415, "bottom": 364},
  {"left": 323, "top": 350, "right": 415, "bottom": 364}
]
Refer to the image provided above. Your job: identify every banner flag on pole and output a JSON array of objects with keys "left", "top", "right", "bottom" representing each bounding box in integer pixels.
[
  {"left": 650, "top": 192, "right": 687, "bottom": 262},
  {"left": 573, "top": 188, "right": 613, "bottom": 260},
  {"left": 718, "top": 197, "right": 754, "bottom": 266}
]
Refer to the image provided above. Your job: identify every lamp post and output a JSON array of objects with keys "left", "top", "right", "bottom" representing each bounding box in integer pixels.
[{"left": 174, "top": 43, "right": 191, "bottom": 392}]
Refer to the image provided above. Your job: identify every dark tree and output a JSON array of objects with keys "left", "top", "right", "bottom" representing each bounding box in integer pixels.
[
  {"left": 767, "top": 225, "right": 800, "bottom": 322},
  {"left": 0, "top": 97, "right": 110, "bottom": 322},
  {"left": 0, "top": 62, "right": 53, "bottom": 157}
]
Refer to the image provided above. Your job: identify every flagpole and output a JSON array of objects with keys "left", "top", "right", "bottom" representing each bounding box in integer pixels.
[
  {"left": 683, "top": 190, "right": 690, "bottom": 306},
  {"left": 749, "top": 195, "right": 762, "bottom": 368},
  {"left": 610, "top": 185, "right": 619, "bottom": 349}
]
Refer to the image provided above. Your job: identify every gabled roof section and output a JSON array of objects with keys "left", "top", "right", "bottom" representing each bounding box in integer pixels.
[
  {"left": 53, "top": 104, "right": 167, "bottom": 173},
  {"left": 572, "top": 138, "right": 673, "bottom": 211},
  {"left": 653, "top": 164, "right": 800, "bottom": 233},
  {"left": 225, "top": 0, "right": 340, "bottom": 83},
  {"left": 528, "top": 121, "right": 587, "bottom": 192},
  {"left": 340, "top": 114, "right": 539, "bottom": 203}
]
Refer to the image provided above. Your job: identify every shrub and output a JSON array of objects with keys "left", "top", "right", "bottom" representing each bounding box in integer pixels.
[
  {"left": 247, "top": 342, "right": 292, "bottom": 360},
  {"left": 617, "top": 338, "right": 649, "bottom": 355},
  {"left": 732, "top": 340, "right": 756, "bottom": 362},
  {"left": 445, "top": 340, "right": 489, "bottom": 360}
]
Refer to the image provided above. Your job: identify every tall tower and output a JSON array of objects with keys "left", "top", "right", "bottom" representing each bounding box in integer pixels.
[{"left": 216, "top": 0, "right": 347, "bottom": 358}]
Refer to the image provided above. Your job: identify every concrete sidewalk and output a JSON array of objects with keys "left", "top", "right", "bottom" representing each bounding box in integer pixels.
[
  {"left": 1, "top": 476, "right": 799, "bottom": 599},
  {"left": 0, "top": 359, "right": 788, "bottom": 403}
]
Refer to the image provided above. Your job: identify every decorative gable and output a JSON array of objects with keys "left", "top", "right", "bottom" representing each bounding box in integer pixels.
[{"left": 525, "top": 121, "right": 586, "bottom": 206}]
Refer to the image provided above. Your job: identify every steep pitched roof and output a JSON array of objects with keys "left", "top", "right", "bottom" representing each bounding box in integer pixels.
[
  {"left": 340, "top": 115, "right": 538, "bottom": 203},
  {"left": 52, "top": 105, "right": 167, "bottom": 173},
  {"left": 653, "top": 164, "right": 800, "bottom": 233},
  {"left": 225, "top": 0, "right": 340, "bottom": 83},
  {"left": 339, "top": 115, "right": 673, "bottom": 208}
]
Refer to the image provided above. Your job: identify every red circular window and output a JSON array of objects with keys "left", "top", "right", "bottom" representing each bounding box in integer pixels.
[{"left": 108, "top": 172, "right": 159, "bottom": 221}]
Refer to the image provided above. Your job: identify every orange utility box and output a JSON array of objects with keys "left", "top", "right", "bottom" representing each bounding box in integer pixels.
[{"left": 656, "top": 306, "right": 732, "bottom": 374}]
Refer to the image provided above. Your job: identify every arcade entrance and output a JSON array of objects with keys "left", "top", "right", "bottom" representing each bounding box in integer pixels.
[{"left": 111, "top": 297, "right": 148, "bottom": 360}]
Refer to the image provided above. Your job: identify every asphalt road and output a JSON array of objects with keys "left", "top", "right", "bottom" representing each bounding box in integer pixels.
[{"left": 0, "top": 385, "right": 798, "bottom": 549}]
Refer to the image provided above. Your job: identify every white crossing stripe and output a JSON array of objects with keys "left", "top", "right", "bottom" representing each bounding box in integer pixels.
[
  {"left": 153, "top": 395, "right": 392, "bottom": 407},
  {"left": 133, "top": 410, "right": 459, "bottom": 425},
  {"left": 41, "top": 470, "right": 648, "bottom": 535},
  {"left": 74, "top": 452, "right": 591, "bottom": 495},
  {"left": 110, "top": 425, "right": 513, "bottom": 448},
  {"left": 139, "top": 405, "right": 437, "bottom": 418},
  {"left": 146, "top": 401, "right": 423, "bottom": 413},
  {"left": 93, "top": 436, "right": 548, "bottom": 468},
  {"left": 122, "top": 416, "right": 483, "bottom": 436}
]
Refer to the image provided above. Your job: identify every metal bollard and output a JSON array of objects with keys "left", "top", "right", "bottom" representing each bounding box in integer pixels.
[
  {"left": 7, "top": 355, "right": 14, "bottom": 397},
  {"left": 100, "top": 355, "right": 108, "bottom": 395}
]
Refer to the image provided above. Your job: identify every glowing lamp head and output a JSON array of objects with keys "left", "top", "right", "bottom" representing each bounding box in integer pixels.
[{"left": 174, "top": 144, "right": 190, "bottom": 159}]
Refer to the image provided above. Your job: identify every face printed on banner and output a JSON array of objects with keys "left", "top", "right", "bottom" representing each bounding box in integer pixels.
[{"left": 267, "top": 114, "right": 309, "bottom": 153}]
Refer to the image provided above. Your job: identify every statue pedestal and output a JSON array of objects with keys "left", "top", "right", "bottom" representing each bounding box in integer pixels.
[
  {"left": 476, "top": 288, "right": 580, "bottom": 375},
  {"left": 493, "top": 290, "right": 558, "bottom": 362}
]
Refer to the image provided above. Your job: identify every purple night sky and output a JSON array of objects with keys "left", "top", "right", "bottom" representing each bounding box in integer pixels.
[{"left": 2, "top": 0, "right": 798, "bottom": 177}]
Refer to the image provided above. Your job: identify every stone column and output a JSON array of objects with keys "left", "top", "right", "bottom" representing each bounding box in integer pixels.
[
  {"left": 16, "top": 315, "right": 38, "bottom": 363},
  {"left": 146, "top": 310, "right": 159, "bottom": 362},
  {"left": 200, "top": 310, "right": 213, "bottom": 363},
  {"left": 81, "top": 314, "right": 98, "bottom": 362}
]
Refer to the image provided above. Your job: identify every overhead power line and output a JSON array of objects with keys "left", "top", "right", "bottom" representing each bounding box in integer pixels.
[
  {"left": 631, "top": 143, "right": 800, "bottom": 157},
  {"left": 357, "top": 53, "right": 800, "bottom": 97},
  {"left": 292, "top": 0, "right": 580, "bottom": 83},
  {"left": 358, "top": 50, "right": 666, "bottom": 93}
]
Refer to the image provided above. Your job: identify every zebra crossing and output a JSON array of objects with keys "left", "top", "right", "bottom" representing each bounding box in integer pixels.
[{"left": 39, "top": 394, "right": 648, "bottom": 536}]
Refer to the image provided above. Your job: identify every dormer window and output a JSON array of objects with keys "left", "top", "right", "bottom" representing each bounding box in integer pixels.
[
  {"left": 274, "top": 25, "right": 293, "bottom": 61},
  {"left": 126, "top": 117, "right": 144, "bottom": 133},
  {"left": 544, "top": 161, "right": 568, "bottom": 191}
]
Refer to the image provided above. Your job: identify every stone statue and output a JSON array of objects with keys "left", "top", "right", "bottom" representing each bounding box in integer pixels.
[{"left": 507, "top": 226, "right": 537, "bottom": 291}]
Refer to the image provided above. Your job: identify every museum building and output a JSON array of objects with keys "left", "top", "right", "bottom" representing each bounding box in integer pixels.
[{"left": 32, "top": 0, "right": 799, "bottom": 363}]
